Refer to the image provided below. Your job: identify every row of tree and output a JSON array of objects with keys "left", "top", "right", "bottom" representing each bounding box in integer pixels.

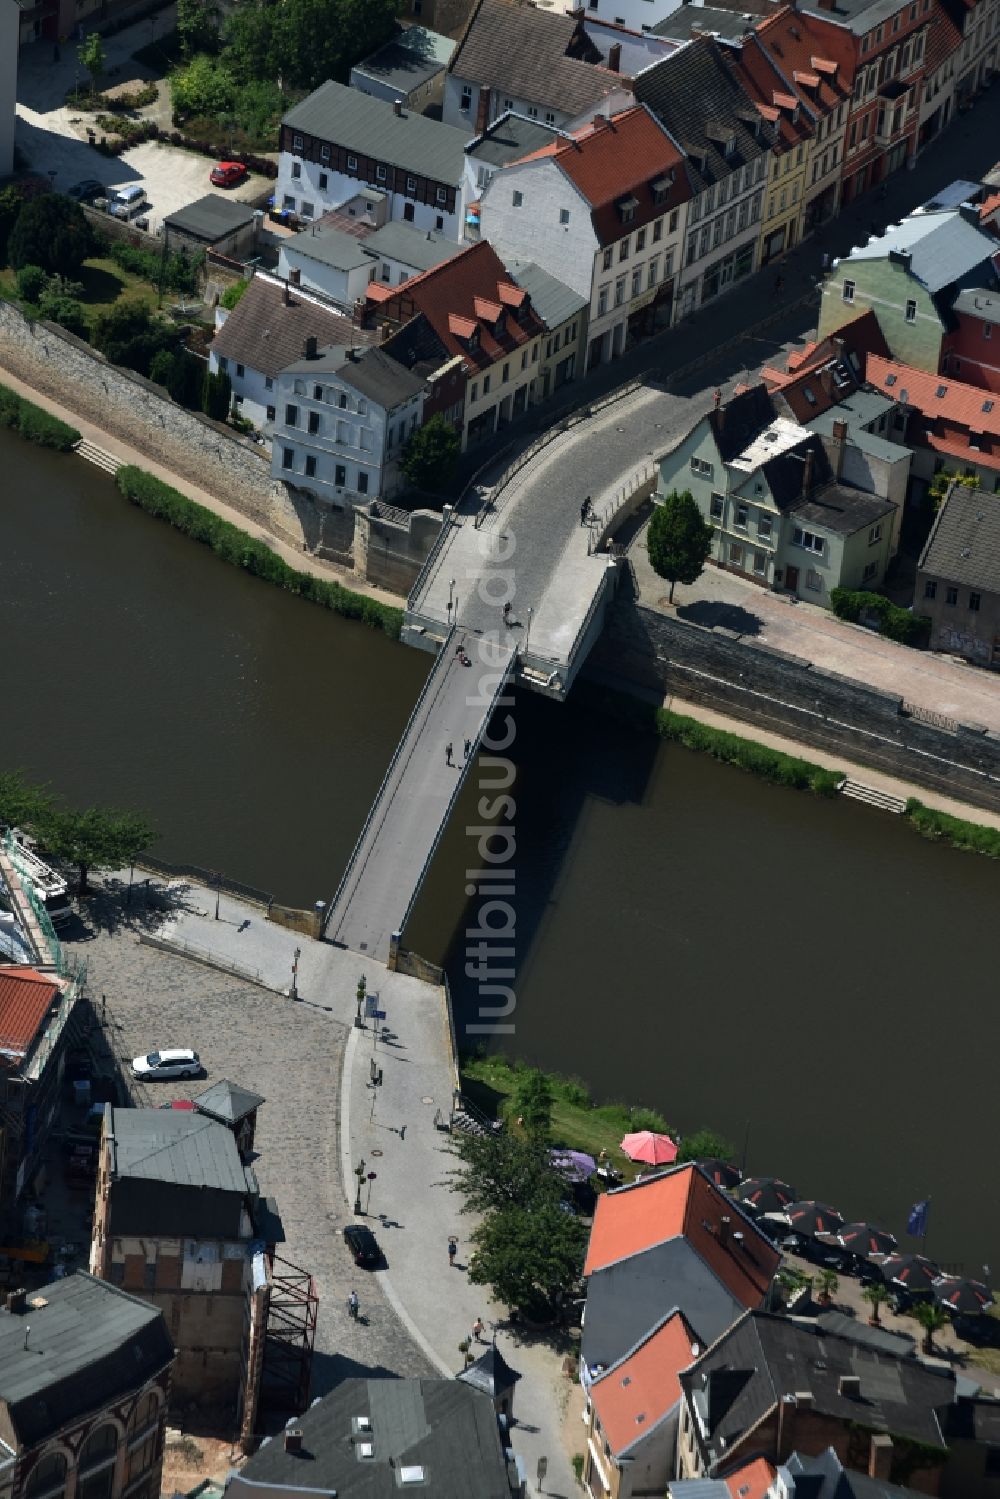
[{"left": 0, "top": 771, "right": 156, "bottom": 894}]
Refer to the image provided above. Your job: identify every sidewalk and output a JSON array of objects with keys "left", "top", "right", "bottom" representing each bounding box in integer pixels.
[
  {"left": 0, "top": 367, "right": 401, "bottom": 609},
  {"left": 341, "top": 988, "right": 580, "bottom": 1499}
]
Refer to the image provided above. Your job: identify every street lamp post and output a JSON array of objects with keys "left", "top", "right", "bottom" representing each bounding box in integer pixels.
[
  {"left": 525, "top": 606, "right": 533, "bottom": 654},
  {"left": 354, "top": 1158, "right": 366, "bottom": 1215}
]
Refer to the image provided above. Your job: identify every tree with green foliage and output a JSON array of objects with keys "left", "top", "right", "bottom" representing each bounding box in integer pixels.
[
  {"left": 676, "top": 1128, "right": 735, "bottom": 1164},
  {"left": 8, "top": 196, "right": 92, "bottom": 279},
  {"left": 222, "top": 0, "right": 400, "bottom": 90},
  {"left": 38, "top": 293, "right": 89, "bottom": 340},
  {"left": 450, "top": 1130, "right": 562, "bottom": 1216},
  {"left": 815, "top": 1268, "right": 839, "bottom": 1306},
  {"left": 220, "top": 277, "right": 249, "bottom": 310},
  {"left": 0, "top": 771, "right": 54, "bottom": 832},
  {"left": 170, "top": 53, "right": 236, "bottom": 119},
  {"left": 41, "top": 806, "right": 156, "bottom": 893},
  {"left": 202, "top": 368, "right": 232, "bottom": 421},
  {"left": 929, "top": 467, "right": 980, "bottom": 511},
  {"left": 149, "top": 348, "right": 204, "bottom": 409},
  {"left": 468, "top": 1200, "right": 587, "bottom": 1316},
  {"left": 78, "top": 32, "right": 106, "bottom": 94},
  {"left": 16, "top": 264, "right": 46, "bottom": 303},
  {"left": 511, "top": 1067, "right": 554, "bottom": 1142},
  {"left": 647, "top": 488, "right": 714, "bottom": 603},
  {"left": 402, "top": 413, "right": 460, "bottom": 492},
  {"left": 91, "top": 301, "right": 174, "bottom": 377},
  {"left": 0, "top": 186, "right": 24, "bottom": 267},
  {"left": 913, "top": 1300, "right": 949, "bottom": 1355},
  {"left": 177, "top": 0, "right": 220, "bottom": 57},
  {"left": 862, "top": 1282, "right": 889, "bottom": 1326}
]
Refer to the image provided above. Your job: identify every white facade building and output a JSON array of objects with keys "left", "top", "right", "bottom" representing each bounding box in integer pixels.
[
  {"left": 277, "top": 225, "right": 375, "bottom": 308},
  {"left": 271, "top": 344, "right": 425, "bottom": 506},
  {"left": 276, "top": 81, "right": 471, "bottom": 242}
]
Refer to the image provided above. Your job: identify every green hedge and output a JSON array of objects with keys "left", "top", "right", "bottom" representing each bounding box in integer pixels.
[
  {"left": 0, "top": 382, "right": 80, "bottom": 450},
  {"left": 830, "top": 587, "right": 931, "bottom": 647},
  {"left": 904, "top": 798, "right": 1000, "bottom": 858},
  {"left": 114, "top": 465, "right": 402, "bottom": 637},
  {"left": 654, "top": 706, "right": 843, "bottom": 794}
]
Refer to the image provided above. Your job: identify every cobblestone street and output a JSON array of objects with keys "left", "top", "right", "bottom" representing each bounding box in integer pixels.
[{"left": 64, "top": 883, "right": 438, "bottom": 1411}]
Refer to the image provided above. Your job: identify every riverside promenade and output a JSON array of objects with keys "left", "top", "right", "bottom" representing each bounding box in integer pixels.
[{"left": 136, "top": 879, "right": 578, "bottom": 1496}]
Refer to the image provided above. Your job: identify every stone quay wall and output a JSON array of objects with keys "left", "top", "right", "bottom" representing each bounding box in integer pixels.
[{"left": 589, "top": 593, "right": 1000, "bottom": 813}]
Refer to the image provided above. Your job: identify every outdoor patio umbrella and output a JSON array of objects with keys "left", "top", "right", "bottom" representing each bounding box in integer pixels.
[
  {"left": 828, "top": 1221, "right": 898, "bottom": 1259},
  {"left": 880, "top": 1253, "right": 940, "bottom": 1296},
  {"left": 697, "top": 1158, "right": 743, "bottom": 1191},
  {"left": 768, "top": 1201, "right": 845, "bottom": 1238},
  {"left": 734, "top": 1176, "right": 798, "bottom": 1216},
  {"left": 933, "top": 1274, "right": 994, "bottom": 1316},
  {"left": 620, "top": 1130, "right": 677, "bottom": 1166},
  {"left": 550, "top": 1149, "right": 597, "bottom": 1182}
]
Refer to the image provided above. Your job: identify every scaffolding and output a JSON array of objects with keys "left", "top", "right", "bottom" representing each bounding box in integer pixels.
[{"left": 261, "top": 1256, "right": 319, "bottom": 1412}]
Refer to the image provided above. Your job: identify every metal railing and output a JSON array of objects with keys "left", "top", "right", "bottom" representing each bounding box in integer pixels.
[
  {"left": 369, "top": 498, "right": 412, "bottom": 526},
  {"left": 901, "top": 701, "right": 959, "bottom": 734},
  {"left": 133, "top": 854, "right": 273, "bottom": 911},
  {"left": 406, "top": 508, "right": 458, "bottom": 615},
  {"left": 325, "top": 624, "right": 457, "bottom": 937},
  {"left": 587, "top": 461, "right": 657, "bottom": 554}
]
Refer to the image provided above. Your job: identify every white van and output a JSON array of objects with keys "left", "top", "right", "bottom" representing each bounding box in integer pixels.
[{"left": 110, "top": 184, "right": 148, "bottom": 220}]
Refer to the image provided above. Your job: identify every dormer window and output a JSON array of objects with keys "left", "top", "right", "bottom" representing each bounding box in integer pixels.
[
  {"left": 724, "top": 135, "right": 737, "bottom": 157},
  {"left": 618, "top": 195, "right": 638, "bottom": 224},
  {"left": 650, "top": 173, "right": 673, "bottom": 204},
  {"left": 496, "top": 310, "right": 506, "bottom": 337}
]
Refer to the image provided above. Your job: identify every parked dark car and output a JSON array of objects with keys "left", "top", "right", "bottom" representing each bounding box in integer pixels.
[
  {"left": 343, "top": 1223, "right": 382, "bottom": 1267},
  {"left": 67, "top": 178, "right": 104, "bottom": 202}
]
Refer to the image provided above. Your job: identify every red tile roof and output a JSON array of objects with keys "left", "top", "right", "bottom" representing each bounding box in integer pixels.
[
  {"left": 365, "top": 241, "right": 545, "bottom": 373},
  {"left": 590, "top": 1310, "right": 700, "bottom": 1456},
  {"left": 760, "top": 309, "right": 889, "bottom": 418},
  {"left": 584, "top": 1164, "right": 780, "bottom": 1307},
  {"left": 511, "top": 105, "right": 690, "bottom": 245},
  {"left": 753, "top": 4, "right": 856, "bottom": 110},
  {"left": 0, "top": 967, "right": 60, "bottom": 1062},
  {"left": 868, "top": 354, "right": 1000, "bottom": 434},
  {"left": 724, "top": 1457, "right": 777, "bottom": 1499}
]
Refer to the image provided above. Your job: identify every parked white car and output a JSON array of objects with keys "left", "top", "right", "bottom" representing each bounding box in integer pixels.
[{"left": 131, "top": 1048, "right": 202, "bottom": 1080}]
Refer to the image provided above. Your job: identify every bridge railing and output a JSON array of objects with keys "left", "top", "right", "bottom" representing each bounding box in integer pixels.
[
  {"left": 406, "top": 506, "right": 458, "bottom": 618},
  {"left": 395, "top": 646, "right": 518, "bottom": 939},
  {"left": 325, "top": 623, "right": 457, "bottom": 937}
]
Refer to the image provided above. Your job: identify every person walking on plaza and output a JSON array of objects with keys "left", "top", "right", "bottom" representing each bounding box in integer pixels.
[
  {"left": 445, "top": 741, "right": 453, "bottom": 766},
  {"left": 448, "top": 1237, "right": 457, "bottom": 1268},
  {"left": 472, "top": 1316, "right": 485, "bottom": 1342},
  {"left": 463, "top": 737, "right": 472, "bottom": 761}
]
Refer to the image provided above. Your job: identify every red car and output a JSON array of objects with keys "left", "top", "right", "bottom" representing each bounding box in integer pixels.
[{"left": 210, "top": 161, "right": 248, "bottom": 188}]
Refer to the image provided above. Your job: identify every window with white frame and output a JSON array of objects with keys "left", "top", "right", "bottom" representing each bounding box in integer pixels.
[
  {"left": 347, "top": 154, "right": 358, "bottom": 170},
  {"left": 806, "top": 568, "right": 823, "bottom": 591},
  {"left": 293, "top": 134, "right": 303, "bottom": 150},
  {"left": 436, "top": 187, "right": 447, "bottom": 203},
  {"left": 753, "top": 551, "right": 767, "bottom": 575},
  {"left": 691, "top": 456, "right": 714, "bottom": 479},
  {"left": 793, "top": 527, "right": 824, "bottom": 553},
  {"left": 843, "top": 279, "right": 855, "bottom": 303},
  {"left": 868, "top": 523, "right": 882, "bottom": 545},
  {"left": 710, "top": 491, "right": 724, "bottom": 519},
  {"left": 758, "top": 512, "right": 773, "bottom": 539},
  {"left": 735, "top": 502, "right": 749, "bottom": 529},
  {"left": 905, "top": 299, "right": 917, "bottom": 322},
  {"left": 460, "top": 86, "right": 472, "bottom": 111}
]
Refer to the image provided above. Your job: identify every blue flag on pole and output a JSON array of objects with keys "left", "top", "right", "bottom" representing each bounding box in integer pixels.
[{"left": 907, "top": 1199, "right": 929, "bottom": 1238}]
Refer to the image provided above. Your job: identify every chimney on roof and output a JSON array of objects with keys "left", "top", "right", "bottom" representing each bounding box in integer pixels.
[
  {"left": 794, "top": 1391, "right": 814, "bottom": 1410},
  {"left": 959, "top": 200, "right": 982, "bottom": 227},
  {"left": 869, "top": 1434, "right": 893, "bottom": 1481},
  {"left": 284, "top": 1429, "right": 304, "bottom": 1455},
  {"left": 393, "top": 99, "right": 403, "bottom": 118},
  {"left": 838, "top": 1374, "right": 861, "bottom": 1399},
  {"left": 830, "top": 417, "right": 848, "bottom": 478},
  {"left": 304, "top": 335, "right": 318, "bottom": 360},
  {"left": 801, "top": 446, "right": 814, "bottom": 498},
  {"left": 283, "top": 280, "right": 292, "bottom": 306},
  {"left": 289, "top": 267, "right": 301, "bottom": 286},
  {"left": 607, "top": 42, "right": 622, "bottom": 71}
]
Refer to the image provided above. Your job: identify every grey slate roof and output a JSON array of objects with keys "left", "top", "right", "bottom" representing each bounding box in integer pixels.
[
  {"left": 807, "top": 406, "right": 909, "bottom": 465},
  {"left": 284, "top": 222, "right": 374, "bottom": 273},
  {"left": 465, "top": 112, "right": 565, "bottom": 170},
  {"left": 634, "top": 34, "right": 770, "bottom": 193},
  {"left": 791, "top": 481, "right": 894, "bottom": 535},
  {"left": 282, "top": 344, "right": 425, "bottom": 409},
  {"left": 652, "top": 5, "right": 754, "bottom": 42},
  {"left": 814, "top": 1310, "right": 915, "bottom": 1359},
  {"left": 111, "top": 1107, "right": 250, "bottom": 1192},
  {"left": 710, "top": 385, "right": 778, "bottom": 462},
  {"left": 918, "top": 482, "right": 1000, "bottom": 593},
  {"left": 799, "top": 0, "right": 925, "bottom": 35},
  {"left": 364, "top": 221, "right": 465, "bottom": 273},
  {"left": 783, "top": 1447, "right": 927, "bottom": 1498},
  {"left": 352, "top": 26, "right": 455, "bottom": 96},
  {"left": 920, "top": 178, "right": 984, "bottom": 213},
  {"left": 232, "top": 1377, "right": 516, "bottom": 1499},
  {"left": 506, "top": 259, "right": 587, "bottom": 328},
  {"left": 211, "top": 274, "right": 374, "bottom": 381},
  {"left": 581, "top": 1239, "right": 745, "bottom": 1374},
  {"left": 953, "top": 286, "right": 1000, "bottom": 321},
  {"left": 457, "top": 1343, "right": 522, "bottom": 1398},
  {"left": 192, "top": 1077, "right": 264, "bottom": 1126},
  {"left": 282, "top": 81, "right": 470, "bottom": 186},
  {"left": 0, "top": 1272, "right": 173, "bottom": 1448},
  {"left": 449, "top": 0, "right": 622, "bottom": 119},
  {"left": 680, "top": 1311, "right": 955, "bottom": 1473},
  {"left": 842, "top": 210, "right": 999, "bottom": 295},
  {"left": 164, "top": 193, "right": 256, "bottom": 243}
]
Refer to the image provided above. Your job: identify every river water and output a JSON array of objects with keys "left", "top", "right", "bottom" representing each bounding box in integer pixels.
[{"left": 3, "top": 430, "right": 998, "bottom": 1271}]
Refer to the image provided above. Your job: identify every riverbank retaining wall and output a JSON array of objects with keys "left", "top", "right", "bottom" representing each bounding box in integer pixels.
[
  {"left": 589, "top": 594, "right": 1000, "bottom": 813},
  {"left": 354, "top": 504, "right": 443, "bottom": 595},
  {"left": 0, "top": 302, "right": 323, "bottom": 550}
]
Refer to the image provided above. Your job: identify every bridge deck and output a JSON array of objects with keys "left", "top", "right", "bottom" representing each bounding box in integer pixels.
[{"left": 325, "top": 633, "right": 516, "bottom": 960}]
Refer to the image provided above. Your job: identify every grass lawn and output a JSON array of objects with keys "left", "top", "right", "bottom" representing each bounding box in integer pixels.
[
  {"left": 458, "top": 1053, "right": 680, "bottom": 1176},
  {"left": 0, "top": 258, "right": 160, "bottom": 331}
]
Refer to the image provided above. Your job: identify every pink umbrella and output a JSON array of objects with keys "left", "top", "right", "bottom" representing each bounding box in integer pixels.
[{"left": 620, "top": 1130, "right": 677, "bottom": 1166}]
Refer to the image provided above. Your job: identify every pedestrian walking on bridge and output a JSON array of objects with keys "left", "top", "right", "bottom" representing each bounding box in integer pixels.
[
  {"left": 448, "top": 1237, "right": 457, "bottom": 1268},
  {"left": 463, "top": 737, "right": 472, "bottom": 760},
  {"left": 445, "top": 742, "right": 453, "bottom": 766}
]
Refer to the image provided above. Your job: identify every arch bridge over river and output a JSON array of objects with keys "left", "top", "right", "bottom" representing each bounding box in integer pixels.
[{"left": 323, "top": 383, "right": 715, "bottom": 960}]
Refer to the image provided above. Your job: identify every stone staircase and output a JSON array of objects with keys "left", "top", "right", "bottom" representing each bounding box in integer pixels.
[
  {"left": 838, "top": 778, "right": 907, "bottom": 815},
  {"left": 74, "top": 438, "right": 121, "bottom": 477}
]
